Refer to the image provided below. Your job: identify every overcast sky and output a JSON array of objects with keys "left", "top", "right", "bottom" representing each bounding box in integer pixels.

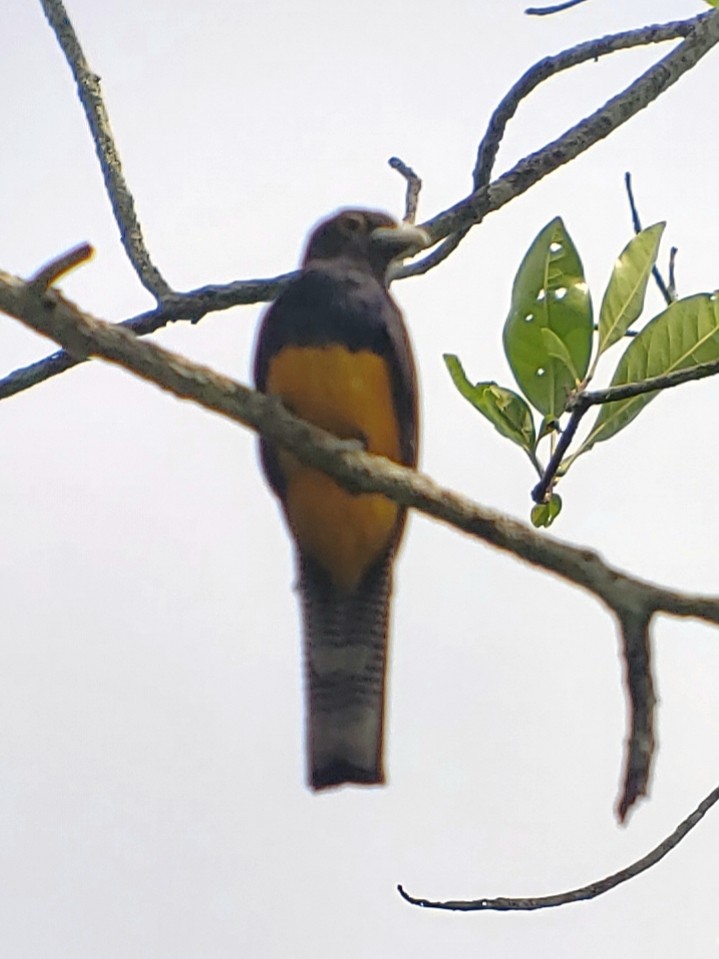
[{"left": 2, "top": 1, "right": 719, "bottom": 957}]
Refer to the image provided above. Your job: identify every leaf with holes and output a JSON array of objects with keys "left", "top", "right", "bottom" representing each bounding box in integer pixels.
[
  {"left": 444, "top": 354, "right": 536, "bottom": 455},
  {"left": 504, "top": 217, "right": 593, "bottom": 418},
  {"left": 582, "top": 293, "right": 719, "bottom": 451},
  {"left": 598, "top": 223, "right": 665, "bottom": 355}
]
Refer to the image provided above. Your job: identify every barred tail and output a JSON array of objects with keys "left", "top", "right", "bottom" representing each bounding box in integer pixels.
[{"left": 298, "top": 552, "right": 393, "bottom": 790}]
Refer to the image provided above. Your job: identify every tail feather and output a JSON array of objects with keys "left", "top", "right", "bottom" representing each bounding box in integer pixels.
[{"left": 298, "top": 552, "right": 393, "bottom": 790}]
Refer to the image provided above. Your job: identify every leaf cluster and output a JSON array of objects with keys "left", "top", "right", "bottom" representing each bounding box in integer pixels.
[{"left": 446, "top": 217, "right": 719, "bottom": 525}]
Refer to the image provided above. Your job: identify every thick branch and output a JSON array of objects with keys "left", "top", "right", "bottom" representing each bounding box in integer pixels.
[
  {"left": 397, "top": 780, "right": 719, "bottom": 911},
  {"left": 40, "top": 0, "right": 172, "bottom": 300},
  {"left": 5, "top": 259, "right": 719, "bottom": 818},
  {"left": 2, "top": 264, "right": 719, "bottom": 630}
]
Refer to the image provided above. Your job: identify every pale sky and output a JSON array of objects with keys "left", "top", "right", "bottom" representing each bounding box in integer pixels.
[{"left": 2, "top": 1, "right": 719, "bottom": 957}]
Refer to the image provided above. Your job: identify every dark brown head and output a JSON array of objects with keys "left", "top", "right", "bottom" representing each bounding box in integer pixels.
[{"left": 302, "top": 209, "right": 428, "bottom": 283}]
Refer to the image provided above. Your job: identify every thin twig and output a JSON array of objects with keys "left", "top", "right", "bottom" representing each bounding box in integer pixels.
[
  {"left": 388, "top": 157, "right": 422, "bottom": 224},
  {"left": 526, "top": 0, "right": 591, "bottom": 16},
  {"left": 624, "top": 172, "right": 673, "bottom": 305},
  {"left": 532, "top": 355, "right": 719, "bottom": 503},
  {"left": 571, "top": 359, "right": 719, "bottom": 408},
  {"left": 397, "top": 780, "right": 719, "bottom": 911},
  {"left": 30, "top": 243, "right": 94, "bottom": 291},
  {"left": 39, "top": 0, "right": 172, "bottom": 300},
  {"left": 668, "top": 247, "right": 678, "bottom": 300},
  {"left": 531, "top": 407, "right": 585, "bottom": 504}
]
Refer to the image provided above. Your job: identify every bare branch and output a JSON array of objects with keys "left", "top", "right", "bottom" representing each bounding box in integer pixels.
[
  {"left": 388, "top": 157, "right": 422, "bottom": 224},
  {"left": 396, "top": 231, "right": 468, "bottom": 281},
  {"left": 397, "top": 780, "right": 719, "bottom": 910},
  {"left": 4, "top": 258, "right": 719, "bottom": 821},
  {"left": 615, "top": 608, "right": 654, "bottom": 821},
  {"left": 405, "top": 14, "right": 696, "bottom": 281},
  {"left": 0, "top": 270, "right": 295, "bottom": 401},
  {"left": 0, "top": 262, "right": 716, "bottom": 618},
  {"left": 475, "top": 21, "right": 704, "bottom": 194},
  {"left": 39, "top": 0, "right": 172, "bottom": 300},
  {"left": 399, "top": 10, "right": 719, "bottom": 279},
  {"left": 412, "top": 18, "right": 708, "bottom": 282},
  {"left": 2, "top": 262, "right": 719, "bottom": 632}
]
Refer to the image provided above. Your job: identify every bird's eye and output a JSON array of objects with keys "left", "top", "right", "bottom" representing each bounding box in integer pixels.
[{"left": 342, "top": 214, "right": 365, "bottom": 234}]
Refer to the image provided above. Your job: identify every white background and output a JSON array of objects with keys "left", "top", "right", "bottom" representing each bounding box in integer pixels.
[{"left": 2, "top": 1, "right": 718, "bottom": 956}]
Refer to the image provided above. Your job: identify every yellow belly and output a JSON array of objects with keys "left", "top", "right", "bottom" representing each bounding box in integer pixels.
[{"left": 266, "top": 345, "right": 402, "bottom": 592}]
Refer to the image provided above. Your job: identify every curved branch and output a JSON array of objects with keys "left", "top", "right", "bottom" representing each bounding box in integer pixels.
[
  {"left": 526, "top": 0, "right": 592, "bottom": 15},
  {"left": 388, "top": 157, "right": 422, "bottom": 224},
  {"left": 397, "top": 780, "right": 719, "bottom": 911},
  {"left": 40, "top": 0, "right": 172, "bottom": 300},
  {"left": 473, "top": 18, "right": 706, "bottom": 192}
]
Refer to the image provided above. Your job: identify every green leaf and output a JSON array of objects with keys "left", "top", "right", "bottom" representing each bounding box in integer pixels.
[
  {"left": 531, "top": 494, "right": 562, "bottom": 528},
  {"left": 504, "top": 217, "right": 593, "bottom": 418},
  {"left": 540, "top": 328, "right": 580, "bottom": 380},
  {"left": 444, "top": 354, "right": 536, "bottom": 454},
  {"left": 582, "top": 293, "right": 719, "bottom": 450},
  {"left": 598, "top": 223, "right": 665, "bottom": 354}
]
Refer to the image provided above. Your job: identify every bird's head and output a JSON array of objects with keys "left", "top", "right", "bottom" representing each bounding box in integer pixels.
[{"left": 303, "top": 209, "right": 429, "bottom": 283}]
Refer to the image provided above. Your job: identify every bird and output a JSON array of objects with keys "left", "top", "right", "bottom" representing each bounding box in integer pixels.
[{"left": 253, "top": 208, "right": 427, "bottom": 790}]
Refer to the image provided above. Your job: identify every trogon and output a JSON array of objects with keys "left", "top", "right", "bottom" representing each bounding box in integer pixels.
[{"left": 253, "top": 209, "right": 427, "bottom": 789}]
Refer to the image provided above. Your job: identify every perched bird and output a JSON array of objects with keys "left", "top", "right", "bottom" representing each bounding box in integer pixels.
[{"left": 253, "top": 209, "right": 427, "bottom": 789}]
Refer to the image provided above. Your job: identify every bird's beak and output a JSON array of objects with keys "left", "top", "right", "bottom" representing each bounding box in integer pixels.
[{"left": 370, "top": 222, "right": 430, "bottom": 259}]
